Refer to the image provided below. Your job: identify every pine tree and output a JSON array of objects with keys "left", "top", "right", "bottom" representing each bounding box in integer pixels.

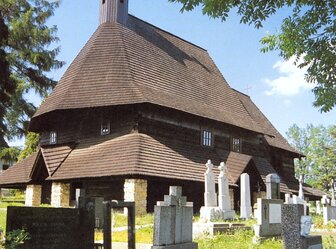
[{"left": 0, "top": 0, "right": 63, "bottom": 147}]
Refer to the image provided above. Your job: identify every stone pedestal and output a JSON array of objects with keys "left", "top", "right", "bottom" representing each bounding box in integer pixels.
[
  {"left": 124, "top": 179, "right": 147, "bottom": 215},
  {"left": 254, "top": 199, "right": 283, "bottom": 238},
  {"left": 51, "top": 182, "right": 70, "bottom": 208},
  {"left": 25, "top": 185, "right": 42, "bottom": 207},
  {"left": 152, "top": 243, "right": 198, "bottom": 249},
  {"left": 240, "top": 173, "right": 252, "bottom": 219}
]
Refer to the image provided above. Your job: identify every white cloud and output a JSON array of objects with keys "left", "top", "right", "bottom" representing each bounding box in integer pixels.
[{"left": 263, "top": 57, "right": 314, "bottom": 97}]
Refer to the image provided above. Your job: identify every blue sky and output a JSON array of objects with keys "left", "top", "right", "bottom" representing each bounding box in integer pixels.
[{"left": 10, "top": 0, "right": 335, "bottom": 146}]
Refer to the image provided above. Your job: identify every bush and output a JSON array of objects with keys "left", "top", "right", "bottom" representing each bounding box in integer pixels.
[{"left": 1, "top": 229, "right": 30, "bottom": 249}]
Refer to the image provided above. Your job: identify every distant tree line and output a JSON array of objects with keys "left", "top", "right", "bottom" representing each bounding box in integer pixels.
[{"left": 287, "top": 124, "right": 336, "bottom": 192}]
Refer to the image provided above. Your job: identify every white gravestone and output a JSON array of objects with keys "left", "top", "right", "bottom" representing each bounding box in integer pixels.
[
  {"left": 200, "top": 160, "right": 221, "bottom": 222},
  {"left": 316, "top": 201, "right": 322, "bottom": 215},
  {"left": 240, "top": 173, "right": 252, "bottom": 219},
  {"left": 285, "top": 193, "right": 293, "bottom": 204},
  {"left": 298, "top": 175, "right": 304, "bottom": 199},
  {"left": 204, "top": 160, "right": 217, "bottom": 207},
  {"left": 293, "top": 195, "right": 307, "bottom": 215},
  {"left": 218, "top": 162, "right": 235, "bottom": 219}
]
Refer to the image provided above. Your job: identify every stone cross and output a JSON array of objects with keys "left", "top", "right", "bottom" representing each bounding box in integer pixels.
[
  {"left": 152, "top": 186, "right": 197, "bottom": 249},
  {"left": 217, "top": 162, "right": 236, "bottom": 219},
  {"left": 218, "top": 162, "right": 231, "bottom": 211},
  {"left": 266, "top": 173, "right": 280, "bottom": 199},
  {"left": 240, "top": 173, "right": 252, "bottom": 219},
  {"left": 204, "top": 160, "right": 217, "bottom": 207}
]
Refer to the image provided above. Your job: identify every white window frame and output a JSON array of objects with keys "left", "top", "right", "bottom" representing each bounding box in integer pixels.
[
  {"left": 50, "top": 131, "right": 57, "bottom": 144},
  {"left": 202, "top": 130, "right": 213, "bottom": 147}
]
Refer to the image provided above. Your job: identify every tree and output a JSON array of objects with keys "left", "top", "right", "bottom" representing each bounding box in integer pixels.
[
  {"left": 0, "top": 0, "right": 63, "bottom": 147},
  {"left": 169, "top": 0, "right": 336, "bottom": 112},
  {"left": 0, "top": 146, "right": 20, "bottom": 162},
  {"left": 17, "top": 132, "right": 39, "bottom": 161},
  {"left": 286, "top": 124, "right": 336, "bottom": 191}
]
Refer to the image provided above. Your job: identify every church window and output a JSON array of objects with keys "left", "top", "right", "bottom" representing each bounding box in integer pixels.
[
  {"left": 50, "top": 131, "right": 57, "bottom": 144},
  {"left": 101, "top": 120, "right": 110, "bottom": 135},
  {"left": 232, "top": 137, "right": 241, "bottom": 152},
  {"left": 202, "top": 130, "right": 212, "bottom": 147}
]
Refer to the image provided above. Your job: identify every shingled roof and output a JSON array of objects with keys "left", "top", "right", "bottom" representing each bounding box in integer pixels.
[
  {"left": 30, "top": 15, "right": 263, "bottom": 135},
  {"left": 0, "top": 152, "right": 38, "bottom": 186},
  {"left": 234, "top": 90, "right": 299, "bottom": 154}
]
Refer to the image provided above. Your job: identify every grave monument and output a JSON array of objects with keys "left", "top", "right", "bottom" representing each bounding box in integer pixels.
[
  {"left": 254, "top": 173, "right": 283, "bottom": 239},
  {"left": 281, "top": 204, "right": 322, "bottom": 249},
  {"left": 152, "top": 186, "right": 198, "bottom": 249},
  {"left": 240, "top": 173, "right": 252, "bottom": 219},
  {"left": 200, "top": 160, "right": 221, "bottom": 221},
  {"left": 218, "top": 162, "right": 235, "bottom": 219}
]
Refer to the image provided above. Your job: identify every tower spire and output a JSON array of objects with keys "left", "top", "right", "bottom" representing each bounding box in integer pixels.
[{"left": 99, "top": 0, "right": 128, "bottom": 25}]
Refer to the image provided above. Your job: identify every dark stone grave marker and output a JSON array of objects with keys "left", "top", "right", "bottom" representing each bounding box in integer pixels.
[{"left": 6, "top": 199, "right": 95, "bottom": 249}]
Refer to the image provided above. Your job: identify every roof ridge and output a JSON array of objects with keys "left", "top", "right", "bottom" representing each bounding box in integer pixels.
[{"left": 128, "top": 14, "right": 207, "bottom": 52}]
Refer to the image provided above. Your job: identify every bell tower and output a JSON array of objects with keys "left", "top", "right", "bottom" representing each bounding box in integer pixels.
[{"left": 99, "top": 0, "right": 129, "bottom": 25}]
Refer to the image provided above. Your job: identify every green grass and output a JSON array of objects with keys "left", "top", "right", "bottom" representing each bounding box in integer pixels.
[
  {"left": 112, "top": 212, "right": 154, "bottom": 227},
  {"left": 197, "top": 229, "right": 283, "bottom": 249},
  {"left": 0, "top": 209, "right": 6, "bottom": 232}
]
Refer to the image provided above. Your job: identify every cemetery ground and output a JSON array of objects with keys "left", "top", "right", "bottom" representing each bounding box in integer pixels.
[{"left": 0, "top": 201, "right": 336, "bottom": 249}]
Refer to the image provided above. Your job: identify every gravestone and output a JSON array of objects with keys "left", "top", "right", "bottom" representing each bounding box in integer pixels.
[
  {"left": 322, "top": 205, "right": 336, "bottom": 225},
  {"left": 152, "top": 186, "right": 197, "bottom": 249},
  {"left": 316, "top": 201, "right": 322, "bottom": 215},
  {"left": 266, "top": 174, "right": 280, "bottom": 199},
  {"left": 240, "top": 173, "right": 252, "bottom": 219},
  {"left": 254, "top": 198, "right": 283, "bottom": 238},
  {"left": 298, "top": 175, "right": 304, "bottom": 199},
  {"left": 6, "top": 199, "right": 95, "bottom": 249},
  {"left": 200, "top": 160, "right": 221, "bottom": 221},
  {"left": 218, "top": 162, "right": 235, "bottom": 219},
  {"left": 285, "top": 194, "right": 293, "bottom": 204},
  {"left": 293, "top": 195, "right": 308, "bottom": 216},
  {"left": 281, "top": 204, "right": 322, "bottom": 249},
  {"left": 204, "top": 160, "right": 217, "bottom": 207}
]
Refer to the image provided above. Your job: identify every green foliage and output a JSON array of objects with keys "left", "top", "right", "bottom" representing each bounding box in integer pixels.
[
  {"left": 2, "top": 229, "right": 30, "bottom": 249},
  {"left": 286, "top": 124, "right": 336, "bottom": 191},
  {"left": 0, "top": 147, "right": 20, "bottom": 162},
  {"left": 169, "top": 0, "right": 336, "bottom": 112},
  {"left": 17, "top": 132, "right": 39, "bottom": 161},
  {"left": 0, "top": 0, "right": 63, "bottom": 145}
]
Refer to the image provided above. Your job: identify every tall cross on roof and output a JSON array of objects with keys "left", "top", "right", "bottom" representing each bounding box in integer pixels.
[{"left": 244, "top": 84, "right": 252, "bottom": 95}]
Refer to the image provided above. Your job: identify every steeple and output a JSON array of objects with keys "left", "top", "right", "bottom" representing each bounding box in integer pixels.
[{"left": 99, "top": 0, "right": 128, "bottom": 25}]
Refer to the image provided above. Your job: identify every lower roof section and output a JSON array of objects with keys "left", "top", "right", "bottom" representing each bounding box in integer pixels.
[
  {"left": 0, "top": 132, "right": 321, "bottom": 198},
  {"left": 0, "top": 152, "right": 38, "bottom": 186}
]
